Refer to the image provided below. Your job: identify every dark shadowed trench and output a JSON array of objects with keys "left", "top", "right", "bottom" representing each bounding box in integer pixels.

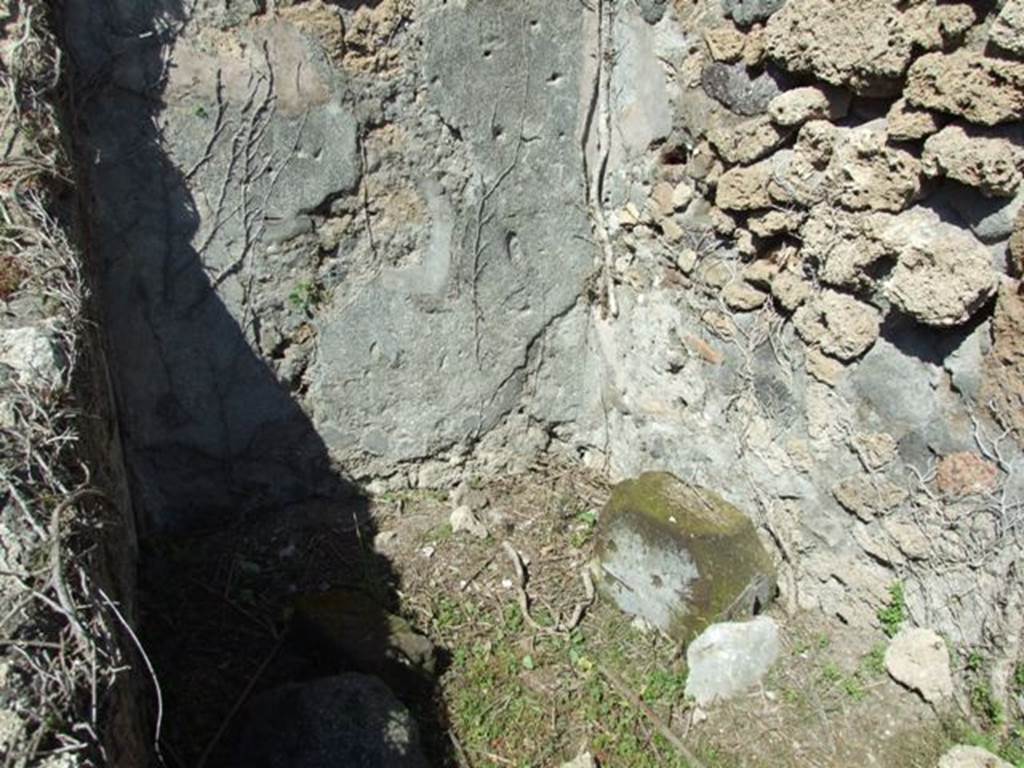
[{"left": 56, "top": 0, "right": 454, "bottom": 764}]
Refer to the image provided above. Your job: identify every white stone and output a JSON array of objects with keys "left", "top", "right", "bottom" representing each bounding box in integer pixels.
[
  {"left": 685, "top": 616, "right": 781, "bottom": 705},
  {"left": 0, "top": 326, "right": 62, "bottom": 388},
  {"left": 881, "top": 207, "right": 999, "bottom": 327},
  {"left": 559, "top": 751, "right": 598, "bottom": 768},
  {"left": 938, "top": 745, "right": 1014, "bottom": 768},
  {"left": 450, "top": 505, "right": 488, "bottom": 539},
  {"left": 884, "top": 627, "right": 953, "bottom": 703}
]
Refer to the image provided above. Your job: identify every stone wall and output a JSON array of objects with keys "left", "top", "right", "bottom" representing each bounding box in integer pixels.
[
  {"left": 66, "top": 0, "right": 1024, "bottom": 697},
  {"left": 542, "top": 0, "right": 1024, "bottom": 701}
]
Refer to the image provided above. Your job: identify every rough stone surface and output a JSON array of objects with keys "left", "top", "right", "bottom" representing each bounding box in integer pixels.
[
  {"left": 721, "top": 0, "right": 786, "bottom": 26},
  {"left": 63, "top": 1, "right": 365, "bottom": 528},
  {"left": 983, "top": 286, "right": 1024, "bottom": 436},
  {"left": 59, "top": 0, "right": 1024, "bottom": 718},
  {"left": 593, "top": 473, "right": 776, "bottom": 642},
  {"left": 886, "top": 97, "right": 944, "bottom": 142},
  {"left": 723, "top": 279, "right": 768, "bottom": 311},
  {"left": 747, "top": 209, "right": 803, "bottom": 238},
  {"left": 708, "top": 116, "right": 790, "bottom": 165},
  {"left": 833, "top": 477, "right": 908, "bottom": 522},
  {"left": 922, "top": 125, "right": 1024, "bottom": 198},
  {"left": 880, "top": 207, "right": 999, "bottom": 326},
  {"left": 884, "top": 627, "right": 953, "bottom": 703},
  {"left": 938, "top": 746, "right": 1014, "bottom": 768},
  {"left": 684, "top": 616, "right": 781, "bottom": 705},
  {"left": 765, "top": 0, "right": 912, "bottom": 94},
  {"left": 906, "top": 51, "right": 1024, "bottom": 126},
  {"left": 950, "top": 185, "right": 1024, "bottom": 243},
  {"left": 800, "top": 208, "right": 890, "bottom": 290},
  {"left": 770, "top": 120, "right": 921, "bottom": 212},
  {"left": 312, "top": 2, "right": 593, "bottom": 477},
  {"left": 900, "top": 2, "right": 975, "bottom": 52},
  {"left": 233, "top": 674, "right": 429, "bottom": 768},
  {"left": 990, "top": 0, "right": 1024, "bottom": 58},
  {"left": 793, "top": 291, "right": 881, "bottom": 361},
  {"left": 770, "top": 269, "right": 813, "bottom": 310},
  {"left": 767, "top": 85, "right": 849, "bottom": 127},
  {"left": 704, "top": 26, "right": 746, "bottom": 63},
  {"left": 827, "top": 121, "right": 922, "bottom": 212},
  {"left": 701, "top": 61, "right": 784, "bottom": 116},
  {"left": 0, "top": 327, "right": 62, "bottom": 388},
  {"left": 935, "top": 452, "right": 1000, "bottom": 496},
  {"left": 805, "top": 347, "right": 845, "bottom": 387},
  {"left": 1012, "top": 206, "right": 1024, "bottom": 271},
  {"left": 716, "top": 160, "right": 773, "bottom": 210}
]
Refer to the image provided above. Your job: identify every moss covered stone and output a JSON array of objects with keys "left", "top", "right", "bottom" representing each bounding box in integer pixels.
[{"left": 592, "top": 472, "right": 776, "bottom": 644}]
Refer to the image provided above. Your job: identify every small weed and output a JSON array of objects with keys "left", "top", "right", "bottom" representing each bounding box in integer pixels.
[
  {"left": 878, "top": 582, "right": 906, "bottom": 638},
  {"left": 821, "top": 661, "right": 843, "bottom": 684},
  {"left": 1013, "top": 663, "right": 1024, "bottom": 693},
  {"left": 194, "top": 104, "right": 209, "bottom": 118},
  {"left": 948, "top": 721, "right": 1024, "bottom": 767},
  {"left": 842, "top": 676, "right": 867, "bottom": 702},
  {"left": 641, "top": 668, "right": 687, "bottom": 704},
  {"left": 289, "top": 280, "right": 324, "bottom": 314},
  {"left": 781, "top": 687, "right": 806, "bottom": 707},
  {"left": 966, "top": 651, "right": 984, "bottom": 673},
  {"left": 376, "top": 488, "right": 449, "bottom": 506},
  {"left": 971, "top": 683, "right": 1006, "bottom": 728},
  {"left": 431, "top": 595, "right": 463, "bottom": 633},
  {"left": 571, "top": 508, "right": 599, "bottom": 548},
  {"left": 862, "top": 643, "right": 887, "bottom": 677},
  {"left": 429, "top": 522, "right": 454, "bottom": 544},
  {"left": 501, "top": 601, "right": 524, "bottom": 633}
]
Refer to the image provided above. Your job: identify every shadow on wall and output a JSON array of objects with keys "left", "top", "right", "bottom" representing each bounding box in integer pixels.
[{"left": 56, "top": 0, "right": 452, "bottom": 765}]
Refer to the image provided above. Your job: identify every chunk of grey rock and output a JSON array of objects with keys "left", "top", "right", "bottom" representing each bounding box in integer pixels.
[
  {"left": 990, "top": 0, "right": 1024, "bottom": 59},
  {"left": 701, "top": 62, "right": 784, "bottom": 116},
  {"left": 765, "top": 0, "right": 913, "bottom": 94},
  {"left": 881, "top": 207, "right": 999, "bottom": 326},
  {"left": 793, "top": 290, "right": 881, "bottom": 361},
  {"left": 0, "top": 327, "right": 62, "bottom": 388},
  {"left": 906, "top": 51, "right": 1024, "bottom": 126},
  {"left": 716, "top": 159, "right": 773, "bottom": 210},
  {"left": 938, "top": 745, "right": 1014, "bottom": 768},
  {"left": 309, "top": 0, "right": 594, "bottom": 477},
  {"left": 944, "top": 320, "right": 990, "bottom": 400},
  {"left": 722, "top": 0, "right": 786, "bottom": 26},
  {"left": 884, "top": 627, "right": 953, "bottom": 703},
  {"left": 946, "top": 182, "right": 1024, "bottom": 244},
  {"left": 684, "top": 616, "right": 781, "bottom": 705},
  {"left": 233, "top": 674, "right": 429, "bottom": 768},
  {"left": 592, "top": 472, "right": 776, "bottom": 643},
  {"left": 827, "top": 120, "right": 921, "bottom": 212},
  {"left": 922, "top": 125, "right": 1023, "bottom": 198},
  {"left": 637, "top": 0, "right": 669, "bottom": 24},
  {"left": 886, "top": 97, "right": 944, "bottom": 142}
]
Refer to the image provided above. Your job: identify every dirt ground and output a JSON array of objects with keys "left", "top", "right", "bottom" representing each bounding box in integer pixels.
[{"left": 140, "top": 463, "right": 955, "bottom": 768}]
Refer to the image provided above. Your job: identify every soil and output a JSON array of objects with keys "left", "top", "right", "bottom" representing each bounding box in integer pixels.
[{"left": 140, "top": 463, "right": 951, "bottom": 768}]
